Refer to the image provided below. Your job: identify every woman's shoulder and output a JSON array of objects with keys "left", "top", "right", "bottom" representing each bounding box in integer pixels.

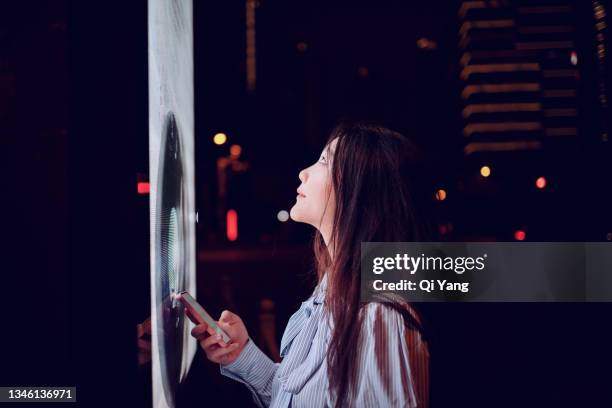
[
  {"left": 360, "top": 299, "right": 423, "bottom": 331},
  {"left": 360, "top": 301, "right": 405, "bottom": 325}
]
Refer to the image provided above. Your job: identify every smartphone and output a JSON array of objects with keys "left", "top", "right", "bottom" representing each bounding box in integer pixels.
[{"left": 175, "top": 291, "right": 232, "bottom": 344}]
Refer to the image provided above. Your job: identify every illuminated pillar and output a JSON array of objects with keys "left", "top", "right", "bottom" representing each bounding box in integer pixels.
[{"left": 148, "top": 1, "right": 196, "bottom": 407}]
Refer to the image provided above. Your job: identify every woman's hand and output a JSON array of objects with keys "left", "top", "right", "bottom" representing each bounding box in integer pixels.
[
  {"left": 136, "top": 317, "right": 152, "bottom": 367},
  {"left": 188, "top": 308, "right": 249, "bottom": 366}
]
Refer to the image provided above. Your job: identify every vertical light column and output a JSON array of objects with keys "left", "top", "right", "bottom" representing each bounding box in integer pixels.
[
  {"left": 148, "top": 1, "right": 196, "bottom": 407},
  {"left": 246, "top": 0, "right": 257, "bottom": 92}
]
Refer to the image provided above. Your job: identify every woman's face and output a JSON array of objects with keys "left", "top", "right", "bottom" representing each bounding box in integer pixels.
[{"left": 290, "top": 138, "right": 337, "bottom": 230}]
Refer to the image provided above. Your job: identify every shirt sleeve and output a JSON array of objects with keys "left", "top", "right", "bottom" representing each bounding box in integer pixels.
[
  {"left": 352, "top": 302, "right": 430, "bottom": 407},
  {"left": 219, "top": 337, "right": 280, "bottom": 408}
]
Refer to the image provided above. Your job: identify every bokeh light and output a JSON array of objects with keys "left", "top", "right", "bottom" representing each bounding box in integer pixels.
[
  {"left": 480, "top": 165, "right": 491, "bottom": 177},
  {"left": 213, "top": 132, "right": 227, "bottom": 145},
  {"left": 535, "top": 176, "right": 547, "bottom": 189},
  {"left": 230, "top": 144, "right": 242, "bottom": 157}
]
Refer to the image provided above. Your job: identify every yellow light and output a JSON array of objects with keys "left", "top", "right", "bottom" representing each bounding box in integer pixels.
[
  {"left": 230, "top": 144, "right": 242, "bottom": 157},
  {"left": 435, "top": 189, "right": 447, "bottom": 201},
  {"left": 480, "top": 165, "right": 491, "bottom": 177},
  {"left": 213, "top": 133, "right": 227, "bottom": 145}
]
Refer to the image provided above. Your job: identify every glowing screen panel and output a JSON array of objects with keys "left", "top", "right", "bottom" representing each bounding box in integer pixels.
[{"left": 148, "top": 1, "right": 196, "bottom": 407}]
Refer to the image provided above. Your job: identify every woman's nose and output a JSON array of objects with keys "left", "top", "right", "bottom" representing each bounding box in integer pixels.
[{"left": 298, "top": 168, "right": 307, "bottom": 183}]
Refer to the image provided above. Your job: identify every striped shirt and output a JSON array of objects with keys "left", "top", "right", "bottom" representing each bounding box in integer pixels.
[{"left": 219, "top": 273, "right": 429, "bottom": 407}]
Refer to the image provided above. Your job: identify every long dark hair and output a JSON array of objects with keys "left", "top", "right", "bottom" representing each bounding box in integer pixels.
[{"left": 312, "top": 120, "right": 437, "bottom": 407}]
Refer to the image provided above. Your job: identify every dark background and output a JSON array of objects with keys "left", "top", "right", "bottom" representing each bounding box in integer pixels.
[{"left": 1, "top": 0, "right": 611, "bottom": 407}]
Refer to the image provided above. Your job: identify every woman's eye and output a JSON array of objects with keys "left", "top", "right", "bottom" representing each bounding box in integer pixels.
[{"left": 319, "top": 156, "right": 326, "bottom": 163}]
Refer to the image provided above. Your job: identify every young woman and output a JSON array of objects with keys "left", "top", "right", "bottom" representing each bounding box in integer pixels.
[{"left": 190, "top": 121, "right": 434, "bottom": 407}]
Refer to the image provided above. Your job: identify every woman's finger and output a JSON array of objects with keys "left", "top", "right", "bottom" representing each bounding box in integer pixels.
[
  {"left": 209, "top": 342, "right": 240, "bottom": 361},
  {"left": 200, "top": 334, "right": 223, "bottom": 350},
  {"left": 206, "top": 325, "right": 219, "bottom": 336},
  {"left": 216, "top": 320, "right": 232, "bottom": 336},
  {"left": 138, "top": 338, "right": 151, "bottom": 351},
  {"left": 187, "top": 310, "right": 220, "bottom": 337},
  {"left": 191, "top": 323, "right": 209, "bottom": 338},
  {"left": 219, "top": 310, "right": 237, "bottom": 324},
  {"left": 184, "top": 307, "right": 199, "bottom": 324},
  {"left": 142, "top": 317, "right": 152, "bottom": 334}
]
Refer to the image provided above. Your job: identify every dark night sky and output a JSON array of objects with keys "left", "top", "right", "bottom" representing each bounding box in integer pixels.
[
  {"left": 192, "top": 0, "right": 611, "bottom": 245},
  {"left": 193, "top": 1, "right": 462, "bottom": 245}
]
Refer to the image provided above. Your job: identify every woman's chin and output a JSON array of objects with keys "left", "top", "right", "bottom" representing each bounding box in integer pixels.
[{"left": 289, "top": 207, "right": 305, "bottom": 223}]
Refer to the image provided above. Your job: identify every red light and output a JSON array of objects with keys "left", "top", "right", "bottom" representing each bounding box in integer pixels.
[
  {"left": 226, "top": 209, "right": 238, "bottom": 241},
  {"left": 137, "top": 182, "right": 150, "bottom": 194},
  {"left": 514, "top": 230, "right": 526, "bottom": 241},
  {"left": 535, "top": 177, "right": 546, "bottom": 189}
]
